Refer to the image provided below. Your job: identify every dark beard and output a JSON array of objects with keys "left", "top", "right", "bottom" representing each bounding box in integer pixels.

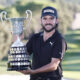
[{"left": 41, "top": 24, "right": 57, "bottom": 32}]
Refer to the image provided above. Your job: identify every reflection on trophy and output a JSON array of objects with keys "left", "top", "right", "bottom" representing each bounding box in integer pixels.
[{"left": 0, "top": 10, "right": 32, "bottom": 71}]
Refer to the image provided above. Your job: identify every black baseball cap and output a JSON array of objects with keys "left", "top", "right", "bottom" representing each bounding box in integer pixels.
[{"left": 41, "top": 6, "right": 58, "bottom": 18}]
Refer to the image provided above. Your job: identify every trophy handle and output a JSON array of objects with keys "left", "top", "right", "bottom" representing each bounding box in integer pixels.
[
  {"left": 0, "top": 11, "right": 11, "bottom": 31},
  {"left": 24, "top": 10, "right": 32, "bottom": 30},
  {"left": 26, "top": 10, "right": 32, "bottom": 21},
  {"left": 0, "top": 11, "right": 9, "bottom": 24}
]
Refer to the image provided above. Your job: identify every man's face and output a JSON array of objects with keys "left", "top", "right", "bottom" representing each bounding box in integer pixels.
[{"left": 41, "top": 15, "right": 57, "bottom": 32}]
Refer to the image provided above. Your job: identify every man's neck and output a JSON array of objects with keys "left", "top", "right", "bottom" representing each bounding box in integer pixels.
[{"left": 43, "top": 30, "right": 55, "bottom": 41}]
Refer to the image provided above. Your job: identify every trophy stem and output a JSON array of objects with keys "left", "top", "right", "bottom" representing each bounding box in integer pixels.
[
  {"left": 17, "top": 35, "right": 21, "bottom": 42},
  {"left": 11, "top": 35, "right": 24, "bottom": 47}
]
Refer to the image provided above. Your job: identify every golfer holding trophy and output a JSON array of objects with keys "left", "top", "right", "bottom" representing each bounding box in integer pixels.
[{"left": 0, "top": 10, "right": 32, "bottom": 71}]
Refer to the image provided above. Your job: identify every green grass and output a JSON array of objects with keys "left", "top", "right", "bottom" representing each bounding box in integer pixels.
[
  {"left": 63, "top": 71, "right": 80, "bottom": 80},
  {"left": 0, "top": 61, "right": 21, "bottom": 75},
  {"left": 62, "top": 29, "right": 80, "bottom": 79}
]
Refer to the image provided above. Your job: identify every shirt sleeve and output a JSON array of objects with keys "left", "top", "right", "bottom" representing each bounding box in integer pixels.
[
  {"left": 26, "top": 35, "right": 34, "bottom": 55},
  {"left": 52, "top": 38, "right": 67, "bottom": 60}
]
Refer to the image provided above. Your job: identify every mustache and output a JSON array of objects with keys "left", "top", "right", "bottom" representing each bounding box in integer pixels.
[{"left": 45, "top": 24, "right": 53, "bottom": 26}]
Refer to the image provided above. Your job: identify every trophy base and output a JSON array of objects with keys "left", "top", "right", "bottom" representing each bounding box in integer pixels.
[
  {"left": 7, "top": 66, "right": 29, "bottom": 71},
  {"left": 8, "top": 46, "right": 31, "bottom": 71},
  {"left": 7, "top": 61, "right": 31, "bottom": 71}
]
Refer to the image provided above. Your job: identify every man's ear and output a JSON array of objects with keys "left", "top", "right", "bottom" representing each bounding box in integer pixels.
[{"left": 56, "top": 19, "right": 58, "bottom": 24}]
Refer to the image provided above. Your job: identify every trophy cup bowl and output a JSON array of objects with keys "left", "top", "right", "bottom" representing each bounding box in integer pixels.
[{"left": 0, "top": 10, "right": 32, "bottom": 71}]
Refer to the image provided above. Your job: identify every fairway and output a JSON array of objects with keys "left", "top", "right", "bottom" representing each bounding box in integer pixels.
[{"left": 62, "top": 30, "right": 80, "bottom": 80}]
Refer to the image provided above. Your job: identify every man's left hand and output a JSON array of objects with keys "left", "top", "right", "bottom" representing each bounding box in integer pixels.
[{"left": 18, "top": 69, "right": 34, "bottom": 75}]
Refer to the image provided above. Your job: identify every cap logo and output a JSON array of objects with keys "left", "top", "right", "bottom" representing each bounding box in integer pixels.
[{"left": 44, "top": 9, "right": 54, "bottom": 13}]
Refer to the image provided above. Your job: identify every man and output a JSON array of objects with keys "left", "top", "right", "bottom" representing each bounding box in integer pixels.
[{"left": 19, "top": 6, "right": 67, "bottom": 80}]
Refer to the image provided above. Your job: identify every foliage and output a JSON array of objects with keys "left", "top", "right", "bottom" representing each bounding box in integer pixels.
[
  {"left": 56, "top": 0, "right": 74, "bottom": 34},
  {"left": 0, "top": 24, "right": 12, "bottom": 60},
  {"left": 64, "top": 0, "right": 80, "bottom": 4},
  {"left": 0, "top": 0, "right": 80, "bottom": 61}
]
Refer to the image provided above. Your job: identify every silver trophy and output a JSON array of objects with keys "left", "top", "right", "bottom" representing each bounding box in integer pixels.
[{"left": 0, "top": 10, "right": 32, "bottom": 71}]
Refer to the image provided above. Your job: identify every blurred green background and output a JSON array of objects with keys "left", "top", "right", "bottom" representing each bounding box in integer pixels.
[{"left": 0, "top": 0, "right": 80, "bottom": 80}]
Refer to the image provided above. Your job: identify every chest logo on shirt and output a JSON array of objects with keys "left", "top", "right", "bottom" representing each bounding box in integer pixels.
[{"left": 49, "top": 41, "right": 54, "bottom": 46}]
